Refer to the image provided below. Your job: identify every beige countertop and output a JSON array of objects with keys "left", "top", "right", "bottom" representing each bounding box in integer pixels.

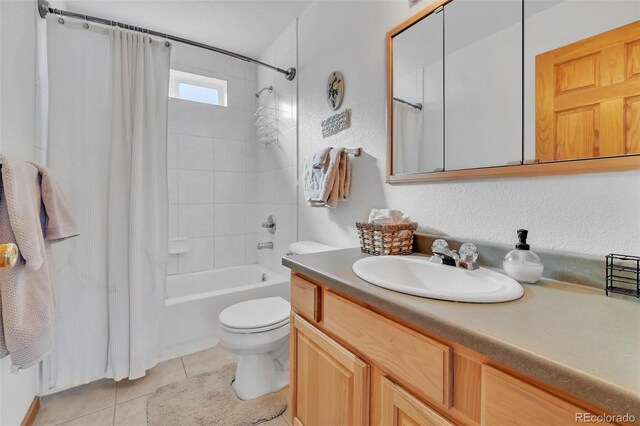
[{"left": 283, "top": 248, "right": 640, "bottom": 419}]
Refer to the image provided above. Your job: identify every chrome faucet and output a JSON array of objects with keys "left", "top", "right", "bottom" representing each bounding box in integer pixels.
[
  {"left": 430, "top": 239, "right": 460, "bottom": 267},
  {"left": 257, "top": 241, "right": 274, "bottom": 250},
  {"left": 430, "top": 239, "right": 479, "bottom": 270}
]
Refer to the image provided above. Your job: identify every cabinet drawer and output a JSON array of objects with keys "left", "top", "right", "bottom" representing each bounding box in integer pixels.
[
  {"left": 381, "top": 377, "right": 454, "bottom": 426},
  {"left": 323, "top": 291, "right": 451, "bottom": 408},
  {"left": 482, "top": 366, "right": 610, "bottom": 425},
  {"left": 291, "top": 274, "right": 320, "bottom": 322}
]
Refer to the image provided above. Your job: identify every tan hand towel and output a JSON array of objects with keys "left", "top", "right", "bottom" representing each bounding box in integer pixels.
[{"left": 29, "top": 161, "right": 79, "bottom": 241}]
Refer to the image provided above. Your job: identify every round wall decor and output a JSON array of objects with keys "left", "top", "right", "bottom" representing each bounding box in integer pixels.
[{"left": 327, "top": 71, "right": 344, "bottom": 110}]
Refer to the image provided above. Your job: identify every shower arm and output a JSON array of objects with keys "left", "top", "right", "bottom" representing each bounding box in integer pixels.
[{"left": 37, "top": 0, "right": 297, "bottom": 81}]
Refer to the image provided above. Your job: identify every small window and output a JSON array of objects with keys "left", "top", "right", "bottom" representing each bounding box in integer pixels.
[{"left": 169, "top": 69, "right": 227, "bottom": 106}]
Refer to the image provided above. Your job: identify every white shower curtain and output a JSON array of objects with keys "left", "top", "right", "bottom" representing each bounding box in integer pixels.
[
  {"left": 393, "top": 101, "right": 424, "bottom": 174},
  {"left": 43, "top": 16, "right": 171, "bottom": 389}
]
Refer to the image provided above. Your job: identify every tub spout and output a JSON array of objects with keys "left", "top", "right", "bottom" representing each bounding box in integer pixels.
[{"left": 257, "top": 242, "right": 274, "bottom": 250}]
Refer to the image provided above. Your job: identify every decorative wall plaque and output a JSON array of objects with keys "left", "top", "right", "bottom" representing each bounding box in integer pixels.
[
  {"left": 322, "top": 109, "right": 350, "bottom": 138},
  {"left": 327, "top": 71, "right": 344, "bottom": 110}
]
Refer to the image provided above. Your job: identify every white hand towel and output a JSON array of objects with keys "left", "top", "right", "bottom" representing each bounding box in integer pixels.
[{"left": 368, "top": 209, "right": 411, "bottom": 224}]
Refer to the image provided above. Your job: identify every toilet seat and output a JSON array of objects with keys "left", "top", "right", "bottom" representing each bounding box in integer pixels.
[
  {"left": 220, "top": 317, "right": 289, "bottom": 334},
  {"left": 219, "top": 297, "right": 290, "bottom": 334}
]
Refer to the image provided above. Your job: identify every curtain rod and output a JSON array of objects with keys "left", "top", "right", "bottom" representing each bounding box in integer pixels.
[
  {"left": 37, "top": 0, "right": 297, "bottom": 81},
  {"left": 393, "top": 97, "right": 422, "bottom": 111}
]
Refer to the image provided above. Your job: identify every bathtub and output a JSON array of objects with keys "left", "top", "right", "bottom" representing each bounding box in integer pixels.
[{"left": 162, "top": 264, "right": 289, "bottom": 360}]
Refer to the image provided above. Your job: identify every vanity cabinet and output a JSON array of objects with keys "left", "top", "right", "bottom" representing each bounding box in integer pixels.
[
  {"left": 289, "top": 273, "right": 617, "bottom": 426},
  {"left": 290, "top": 314, "right": 369, "bottom": 426}
]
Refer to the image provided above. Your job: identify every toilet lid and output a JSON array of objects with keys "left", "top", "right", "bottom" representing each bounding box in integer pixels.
[{"left": 219, "top": 297, "right": 290, "bottom": 330}]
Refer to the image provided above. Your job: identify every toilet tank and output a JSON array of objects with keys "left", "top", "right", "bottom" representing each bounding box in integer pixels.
[{"left": 286, "top": 241, "right": 338, "bottom": 256}]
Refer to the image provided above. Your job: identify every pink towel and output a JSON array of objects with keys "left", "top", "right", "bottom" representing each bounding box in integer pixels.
[
  {"left": 0, "top": 156, "right": 54, "bottom": 368},
  {"left": 29, "top": 161, "right": 79, "bottom": 241}
]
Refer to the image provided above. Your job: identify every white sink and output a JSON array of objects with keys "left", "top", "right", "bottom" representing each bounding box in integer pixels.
[{"left": 352, "top": 255, "right": 523, "bottom": 303}]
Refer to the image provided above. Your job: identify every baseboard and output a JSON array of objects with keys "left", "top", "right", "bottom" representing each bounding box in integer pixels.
[{"left": 20, "top": 396, "right": 40, "bottom": 426}]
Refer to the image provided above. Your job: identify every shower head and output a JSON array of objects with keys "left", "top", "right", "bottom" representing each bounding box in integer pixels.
[{"left": 255, "top": 86, "right": 273, "bottom": 98}]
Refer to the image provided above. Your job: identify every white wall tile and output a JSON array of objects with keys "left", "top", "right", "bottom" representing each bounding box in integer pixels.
[
  {"left": 214, "top": 107, "right": 245, "bottom": 141},
  {"left": 226, "top": 77, "right": 246, "bottom": 110},
  {"left": 275, "top": 167, "right": 295, "bottom": 205},
  {"left": 167, "top": 134, "right": 178, "bottom": 170},
  {"left": 214, "top": 204, "right": 246, "bottom": 236},
  {"left": 178, "top": 170, "right": 214, "bottom": 204},
  {"left": 245, "top": 63, "right": 258, "bottom": 82},
  {"left": 256, "top": 170, "right": 276, "bottom": 204},
  {"left": 168, "top": 169, "right": 178, "bottom": 204},
  {"left": 178, "top": 237, "right": 214, "bottom": 273},
  {"left": 214, "top": 139, "right": 245, "bottom": 171},
  {"left": 167, "top": 255, "right": 178, "bottom": 275},
  {"left": 246, "top": 205, "right": 261, "bottom": 234},
  {"left": 245, "top": 234, "right": 258, "bottom": 264},
  {"left": 214, "top": 236, "right": 246, "bottom": 268},
  {"left": 213, "top": 53, "right": 245, "bottom": 79},
  {"left": 168, "top": 99, "right": 178, "bottom": 134},
  {"left": 177, "top": 100, "right": 215, "bottom": 138},
  {"left": 176, "top": 42, "right": 214, "bottom": 72},
  {"left": 214, "top": 171, "right": 246, "bottom": 204},
  {"left": 245, "top": 172, "right": 257, "bottom": 203},
  {"left": 273, "top": 204, "right": 293, "bottom": 241},
  {"left": 178, "top": 204, "right": 215, "bottom": 238},
  {"left": 178, "top": 135, "right": 215, "bottom": 170},
  {"left": 169, "top": 205, "right": 178, "bottom": 238}
]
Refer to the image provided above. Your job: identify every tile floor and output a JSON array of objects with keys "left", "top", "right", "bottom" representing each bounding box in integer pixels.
[{"left": 35, "top": 346, "right": 291, "bottom": 426}]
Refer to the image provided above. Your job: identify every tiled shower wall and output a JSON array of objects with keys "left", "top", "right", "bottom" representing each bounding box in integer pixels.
[
  {"left": 167, "top": 42, "right": 258, "bottom": 274},
  {"left": 248, "top": 21, "right": 298, "bottom": 274}
]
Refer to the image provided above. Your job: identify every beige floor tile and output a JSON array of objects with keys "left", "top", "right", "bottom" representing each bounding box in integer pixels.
[
  {"left": 181, "top": 345, "right": 237, "bottom": 377},
  {"left": 114, "top": 395, "right": 148, "bottom": 426},
  {"left": 262, "top": 415, "right": 288, "bottom": 426},
  {"left": 282, "top": 403, "right": 291, "bottom": 425},
  {"left": 35, "top": 379, "right": 116, "bottom": 426},
  {"left": 57, "top": 407, "right": 114, "bottom": 426},
  {"left": 116, "top": 358, "right": 186, "bottom": 404}
]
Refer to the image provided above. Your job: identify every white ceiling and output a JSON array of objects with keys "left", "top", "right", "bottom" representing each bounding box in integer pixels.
[{"left": 59, "top": 0, "right": 312, "bottom": 58}]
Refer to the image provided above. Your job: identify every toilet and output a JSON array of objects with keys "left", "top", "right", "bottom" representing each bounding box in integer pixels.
[{"left": 219, "top": 241, "right": 337, "bottom": 400}]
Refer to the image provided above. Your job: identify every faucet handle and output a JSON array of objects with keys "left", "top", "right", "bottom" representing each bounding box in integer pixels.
[
  {"left": 459, "top": 243, "right": 479, "bottom": 270},
  {"left": 431, "top": 239, "right": 449, "bottom": 255}
]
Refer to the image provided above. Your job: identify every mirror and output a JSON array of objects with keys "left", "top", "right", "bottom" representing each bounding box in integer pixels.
[
  {"left": 444, "top": 0, "right": 522, "bottom": 170},
  {"left": 387, "top": 0, "right": 640, "bottom": 182},
  {"left": 392, "top": 9, "right": 443, "bottom": 174},
  {"left": 524, "top": 0, "right": 640, "bottom": 163}
]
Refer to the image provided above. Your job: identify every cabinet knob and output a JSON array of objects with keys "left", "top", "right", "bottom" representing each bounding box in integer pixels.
[{"left": 0, "top": 243, "right": 19, "bottom": 268}]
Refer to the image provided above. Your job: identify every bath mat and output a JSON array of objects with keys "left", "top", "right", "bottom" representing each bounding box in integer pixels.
[{"left": 147, "top": 363, "right": 287, "bottom": 426}]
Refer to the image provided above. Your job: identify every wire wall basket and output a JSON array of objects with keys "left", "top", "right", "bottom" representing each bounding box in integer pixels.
[
  {"left": 254, "top": 85, "right": 278, "bottom": 145},
  {"left": 605, "top": 253, "right": 640, "bottom": 298}
]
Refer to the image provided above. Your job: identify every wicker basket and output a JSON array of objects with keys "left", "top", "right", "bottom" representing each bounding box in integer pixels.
[{"left": 356, "top": 221, "right": 418, "bottom": 256}]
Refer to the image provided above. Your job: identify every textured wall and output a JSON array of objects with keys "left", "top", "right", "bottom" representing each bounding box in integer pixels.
[
  {"left": 0, "top": 1, "right": 40, "bottom": 424},
  {"left": 297, "top": 1, "right": 640, "bottom": 256}
]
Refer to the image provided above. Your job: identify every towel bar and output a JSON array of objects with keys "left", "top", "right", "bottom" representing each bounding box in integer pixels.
[
  {"left": 346, "top": 148, "right": 362, "bottom": 157},
  {"left": 0, "top": 243, "right": 19, "bottom": 268}
]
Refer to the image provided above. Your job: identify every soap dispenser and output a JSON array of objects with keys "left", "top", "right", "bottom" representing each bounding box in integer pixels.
[{"left": 503, "top": 229, "right": 544, "bottom": 283}]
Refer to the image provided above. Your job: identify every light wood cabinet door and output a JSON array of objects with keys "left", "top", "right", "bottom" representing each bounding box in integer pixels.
[
  {"left": 381, "top": 376, "right": 454, "bottom": 426},
  {"left": 290, "top": 314, "right": 369, "bottom": 426},
  {"left": 536, "top": 20, "right": 640, "bottom": 161},
  {"left": 481, "top": 365, "right": 611, "bottom": 426}
]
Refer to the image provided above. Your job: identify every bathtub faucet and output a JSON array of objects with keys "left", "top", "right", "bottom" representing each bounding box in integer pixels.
[{"left": 257, "top": 242, "right": 274, "bottom": 250}]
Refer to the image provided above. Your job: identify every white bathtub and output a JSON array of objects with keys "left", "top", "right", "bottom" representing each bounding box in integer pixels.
[{"left": 162, "top": 264, "right": 289, "bottom": 360}]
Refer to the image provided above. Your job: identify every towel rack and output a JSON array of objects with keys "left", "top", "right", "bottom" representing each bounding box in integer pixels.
[{"left": 346, "top": 148, "right": 362, "bottom": 157}]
